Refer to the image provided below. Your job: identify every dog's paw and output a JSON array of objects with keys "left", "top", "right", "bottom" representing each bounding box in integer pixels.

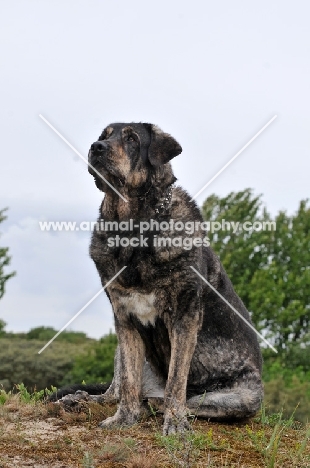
[
  {"left": 54, "top": 390, "right": 90, "bottom": 412},
  {"left": 163, "top": 408, "right": 191, "bottom": 435},
  {"left": 89, "top": 392, "right": 118, "bottom": 404},
  {"left": 98, "top": 406, "right": 143, "bottom": 429}
]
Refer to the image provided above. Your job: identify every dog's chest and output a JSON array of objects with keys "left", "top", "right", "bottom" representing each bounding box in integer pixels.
[{"left": 118, "top": 291, "right": 158, "bottom": 326}]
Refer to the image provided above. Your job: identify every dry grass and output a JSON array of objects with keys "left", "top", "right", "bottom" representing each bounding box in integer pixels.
[{"left": 0, "top": 394, "right": 309, "bottom": 468}]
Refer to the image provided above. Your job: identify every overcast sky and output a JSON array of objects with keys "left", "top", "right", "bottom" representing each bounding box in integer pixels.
[{"left": 0, "top": 0, "right": 309, "bottom": 340}]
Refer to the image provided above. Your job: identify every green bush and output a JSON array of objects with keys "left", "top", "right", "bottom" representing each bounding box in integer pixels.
[
  {"left": 25, "top": 326, "right": 90, "bottom": 344},
  {"left": 264, "top": 375, "right": 310, "bottom": 423},
  {"left": 0, "top": 339, "right": 85, "bottom": 391},
  {"left": 63, "top": 332, "right": 117, "bottom": 384}
]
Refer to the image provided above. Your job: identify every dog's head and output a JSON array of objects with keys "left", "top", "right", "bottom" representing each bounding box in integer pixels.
[{"left": 88, "top": 123, "right": 182, "bottom": 192}]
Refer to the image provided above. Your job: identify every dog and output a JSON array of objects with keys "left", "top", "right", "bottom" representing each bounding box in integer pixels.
[{"left": 51, "top": 123, "right": 263, "bottom": 435}]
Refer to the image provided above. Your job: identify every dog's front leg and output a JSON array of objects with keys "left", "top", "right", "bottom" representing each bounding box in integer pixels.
[
  {"left": 99, "top": 315, "right": 146, "bottom": 428},
  {"left": 163, "top": 305, "right": 201, "bottom": 435}
]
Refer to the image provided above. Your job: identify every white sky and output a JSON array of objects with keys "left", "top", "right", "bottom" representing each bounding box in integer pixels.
[{"left": 0, "top": 0, "right": 309, "bottom": 339}]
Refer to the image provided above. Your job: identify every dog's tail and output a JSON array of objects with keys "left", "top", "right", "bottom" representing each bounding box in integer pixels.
[{"left": 46, "top": 382, "right": 111, "bottom": 402}]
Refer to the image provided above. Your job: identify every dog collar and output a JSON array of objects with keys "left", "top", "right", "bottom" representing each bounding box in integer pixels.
[{"left": 154, "top": 184, "right": 174, "bottom": 215}]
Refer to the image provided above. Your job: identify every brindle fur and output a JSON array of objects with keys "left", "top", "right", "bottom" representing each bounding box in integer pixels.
[{"left": 52, "top": 123, "right": 263, "bottom": 435}]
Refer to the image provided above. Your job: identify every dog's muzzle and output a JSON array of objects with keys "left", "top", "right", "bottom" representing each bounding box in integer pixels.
[
  {"left": 89, "top": 140, "right": 109, "bottom": 167},
  {"left": 91, "top": 141, "right": 107, "bottom": 154}
]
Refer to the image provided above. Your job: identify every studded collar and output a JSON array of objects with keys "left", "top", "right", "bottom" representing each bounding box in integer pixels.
[{"left": 154, "top": 183, "right": 174, "bottom": 216}]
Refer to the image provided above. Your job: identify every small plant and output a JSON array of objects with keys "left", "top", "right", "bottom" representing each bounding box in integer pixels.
[
  {"left": 82, "top": 451, "right": 95, "bottom": 468},
  {"left": 15, "top": 383, "right": 32, "bottom": 402},
  {"left": 96, "top": 438, "right": 136, "bottom": 464},
  {"left": 245, "top": 424, "right": 267, "bottom": 453},
  {"left": 256, "top": 403, "right": 298, "bottom": 428},
  {"left": 263, "top": 410, "right": 295, "bottom": 468},
  {"left": 14, "top": 383, "right": 57, "bottom": 403},
  {"left": 297, "top": 428, "right": 310, "bottom": 459},
  {"left": 156, "top": 429, "right": 226, "bottom": 467},
  {"left": 0, "top": 388, "right": 10, "bottom": 405}
]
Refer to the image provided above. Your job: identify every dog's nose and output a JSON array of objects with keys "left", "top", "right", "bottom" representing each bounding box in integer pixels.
[{"left": 91, "top": 141, "right": 106, "bottom": 153}]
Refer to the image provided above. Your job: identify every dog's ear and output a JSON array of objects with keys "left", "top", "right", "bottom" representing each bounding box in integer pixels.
[{"left": 143, "top": 124, "right": 182, "bottom": 167}]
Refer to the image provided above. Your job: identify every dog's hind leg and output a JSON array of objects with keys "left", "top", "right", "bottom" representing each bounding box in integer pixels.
[
  {"left": 186, "top": 378, "right": 263, "bottom": 420},
  {"left": 142, "top": 361, "right": 165, "bottom": 398},
  {"left": 100, "top": 345, "right": 121, "bottom": 402},
  {"left": 100, "top": 351, "right": 165, "bottom": 404}
]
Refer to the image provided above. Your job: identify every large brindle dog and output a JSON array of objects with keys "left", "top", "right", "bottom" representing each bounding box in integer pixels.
[{"left": 52, "top": 123, "right": 263, "bottom": 435}]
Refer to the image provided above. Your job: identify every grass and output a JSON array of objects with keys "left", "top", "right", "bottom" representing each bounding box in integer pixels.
[{"left": 0, "top": 385, "right": 309, "bottom": 467}]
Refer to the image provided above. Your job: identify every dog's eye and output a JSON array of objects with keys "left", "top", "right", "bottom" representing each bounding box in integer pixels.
[{"left": 127, "top": 136, "right": 135, "bottom": 142}]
